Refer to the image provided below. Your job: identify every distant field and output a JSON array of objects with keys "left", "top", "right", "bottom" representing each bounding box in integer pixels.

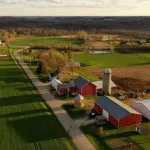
[
  {"left": 74, "top": 52, "right": 150, "bottom": 68},
  {"left": 0, "top": 48, "right": 77, "bottom": 150},
  {"left": 10, "top": 36, "right": 83, "bottom": 46}
]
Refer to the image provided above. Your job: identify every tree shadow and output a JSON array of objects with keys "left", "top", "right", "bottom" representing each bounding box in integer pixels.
[
  {"left": 15, "top": 86, "right": 36, "bottom": 91},
  {"left": 7, "top": 114, "right": 70, "bottom": 143},
  {"left": 0, "top": 109, "right": 49, "bottom": 118},
  {"left": 0, "top": 94, "right": 42, "bottom": 106}
]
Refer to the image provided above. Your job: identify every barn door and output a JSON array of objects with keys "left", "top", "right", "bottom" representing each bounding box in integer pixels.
[{"left": 103, "top": 109, "right": 109, "bottom": 121}]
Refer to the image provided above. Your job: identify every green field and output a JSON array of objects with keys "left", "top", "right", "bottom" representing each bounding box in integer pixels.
[
  {"left": 0, "top": 46, "right": 9, "bottom": 55},
  {"left": 62, "top": 103, "right": 89, "bottom": 119},
  {"left": 10, "top": 37, "right": 83, "bottom": 46},
  {"left": 0, "top": 48, "right": 77, "bottom": 150},
  {"left": 74, "top": 53, "right": 150, "bottom": 68},
  {"left": 81, "top": 122, "right": 150, "bottom": 150}
]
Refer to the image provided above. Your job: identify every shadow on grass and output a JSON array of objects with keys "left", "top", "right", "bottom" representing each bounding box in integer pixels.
[
  {"left": 62, "top": 103, "right": 88, "bottom": 119},
  {"left": 15, "top": 86, "right": 36, "bottom": 91},
  {"left": 0, "top": 94, "right": 43, "bottom": 106},
  {"left": 55, "top": 93, "right": 75, "bottom": 100},
  {"left": 0, "top": 109, "right": 49, "bottom": 118},
  {"left": 7, "top": 114, "right": 70, "bottom": 143}
]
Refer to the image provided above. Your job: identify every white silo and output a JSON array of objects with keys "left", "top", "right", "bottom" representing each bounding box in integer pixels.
[{"left": 103, "top": 68, "right": 112, "bottom": 95}]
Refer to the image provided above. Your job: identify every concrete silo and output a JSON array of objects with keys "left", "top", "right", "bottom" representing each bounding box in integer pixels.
[{"left": 103, "top": 68, "right": 112, "bottom": 95}]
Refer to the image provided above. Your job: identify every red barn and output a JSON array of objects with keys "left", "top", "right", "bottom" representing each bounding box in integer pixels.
[
  {"left": 57, "top": 76, "right": 97, "bottom": 96},
  {"left": 73, "top": 76, "right": 97, "bottom": 97},
  {"left": 95, "top": 96, "right": 142, "bottom": 128}
]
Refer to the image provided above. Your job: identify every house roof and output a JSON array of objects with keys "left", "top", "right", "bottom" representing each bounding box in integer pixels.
[
  {"left": 73, "top": 76, "right": 90, "bottom": 89},
  {"left": 134, "top": 100, "right": 150, "bottom": 111},
  {"left": 58, "top": 82, "right": 75, "bottom": 89},
  {"left": 96, "top": 96, "right": 140, "bottom": 120},
  {"left": 92, "top": 80, "right": 117, "bottom": 90},
  {"left": 74, "top": 94, "right": 84, "bottom": 101},
  {"left": 50, "top": 79, "right": 62, "bottom": 89}
]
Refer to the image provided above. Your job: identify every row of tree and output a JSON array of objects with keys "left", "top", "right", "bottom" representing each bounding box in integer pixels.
[
  {"left": 1, "top": 27, "right": 150, "bottom": 39},
  {"left": 29, "top": 49, "right": 75, "bottom": 81}
]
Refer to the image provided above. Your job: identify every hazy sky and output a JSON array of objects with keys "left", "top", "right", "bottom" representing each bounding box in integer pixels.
[{"left": 0, "top": 0, "right": 150, "bottom": 16}]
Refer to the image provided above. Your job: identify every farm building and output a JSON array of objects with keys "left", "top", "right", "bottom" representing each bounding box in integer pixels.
[
  {"left": 132, "top": 100, "right": 150, "bottom": 120},
  {"left": 74, "top": 94, "right": 84, "bottom": 108},
  {"left": 92, "top": 80, "right": 118, "bottom": 91},
  {"left": 50, "top": 79, "right": 62, "bottom": 90},
  {"left": 57, "top": 76, "right": 97, "bottom": 96},
  {"left": 49, "top": 69, "right": 60, "bottom": 81},
  {"left": 73, "top": 76, "right": 97, "bottom": 97},
  {"left": 95, "top": 96, "right": 142, "bottom": 128},
  {"left": 57, "top": 82, "right": 75, "bottom": 94},
  {"left": 70, "top": 62, "right": 81, "bottom": 68}
]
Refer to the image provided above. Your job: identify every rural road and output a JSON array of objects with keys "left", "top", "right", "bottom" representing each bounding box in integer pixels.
[{"left": 14, "top": 50, "right": 96, "bottom": 150}]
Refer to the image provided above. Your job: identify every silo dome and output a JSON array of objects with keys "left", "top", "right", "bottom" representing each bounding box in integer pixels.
[{"left": 104, "top": 68, "right": 111, "bottom": 74}]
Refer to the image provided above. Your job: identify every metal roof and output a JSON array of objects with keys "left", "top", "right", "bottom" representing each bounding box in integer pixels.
[
  {"left": 73, "top": 76, "right": 90, "bottom": 89},
  {"left": 134, "top": 100, "right": 150, "bottom": 111},
  {"left": 58, "top": 82, "right": 75, "bottom": 89},
  {"left": 50, "top": 79, "right": 62, "bottom": 89},
  {"left": 74, "top": 94, "right": 84, "bottom": 101},
  {"left": 96, "top": 96, "right": 140, "bottom": 120},
  {"left": 92, "top": 80, "right": 117, "bottom": 90}
]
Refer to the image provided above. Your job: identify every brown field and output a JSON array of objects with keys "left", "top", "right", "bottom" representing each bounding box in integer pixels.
[{"left": 88, "top": 65, "right": 150, "bottom": 91}]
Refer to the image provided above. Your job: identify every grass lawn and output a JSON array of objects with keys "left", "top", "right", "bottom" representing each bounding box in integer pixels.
[
  {"left": 0, "top": 46, "right": 9, "bottom": 55},
  {"left": 81, "top": 122, "right": 150, "bottom": 150},
  {"left": 0, "top": 48, "right": 77, "bottom": 150},
  {"left": 10, "top": 36, "right": 83, "bottom": 46},
  {"left": 62, "top": 103, "right": 89, "bottom": 119},
  {"left": 74, "top": 52, "right": 150, "bottom": 68}
]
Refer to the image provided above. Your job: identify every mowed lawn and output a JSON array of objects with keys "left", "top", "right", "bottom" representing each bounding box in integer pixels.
[
  {"left": 0, "top": 49, "right": 77, "bottom": 150},
  {"left": 81, "top": 122, "right": 150, "bottom": 150},
  {"left": 0, "top": 46, "right": 9, "bottom": 55},
  {"left": 74, "top": 53, "right": 150, "bottom": 68},
  {"left": 10, "top": 36, "right": 83, "bottom": 46}
]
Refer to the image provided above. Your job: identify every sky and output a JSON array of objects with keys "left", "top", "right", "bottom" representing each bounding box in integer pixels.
[{"left": 0, "top": 0, "right": 150, "bottom": 16}]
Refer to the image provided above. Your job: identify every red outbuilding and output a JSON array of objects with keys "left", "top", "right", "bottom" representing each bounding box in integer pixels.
[
  {"left": 57, "top": 82, "right": 75, "bottom": 95},
  {"left": 57, "top": 76, "right": 97, "bottom": 97},
  {"left": 95, "top": 96, "right": 142, "bottom": 128}
]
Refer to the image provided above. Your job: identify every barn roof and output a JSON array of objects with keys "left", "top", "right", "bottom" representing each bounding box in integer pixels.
[
  {"left": 134, "top": 100, "right": 150, "bottom": 111},
  {"left": 73, "top": 76, "right": 90, "bottom": 89},
  {"left": 96, "top": 96, "right": 140, "bottom": 120},
  {"left": 92, "top": 80, "right": 117, "bottom": 90},
  {"left": 58, "top": 82, "right": 75, "bottom": 89}
]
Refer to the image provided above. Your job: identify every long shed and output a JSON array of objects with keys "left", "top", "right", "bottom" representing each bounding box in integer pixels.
[
  {"left": 95, "top": 96, "right": 142, "bottom": 128},
  {"left": 92, "top": 80, "right": 118, "bottom": 90},
  {"left": 132, "top": 100, "right": 150, "bottom": 120}
]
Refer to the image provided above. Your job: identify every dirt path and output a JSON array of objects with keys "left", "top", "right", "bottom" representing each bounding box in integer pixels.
[{"left": 14, "top": 51, "right": 96, "bottom": 150}]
